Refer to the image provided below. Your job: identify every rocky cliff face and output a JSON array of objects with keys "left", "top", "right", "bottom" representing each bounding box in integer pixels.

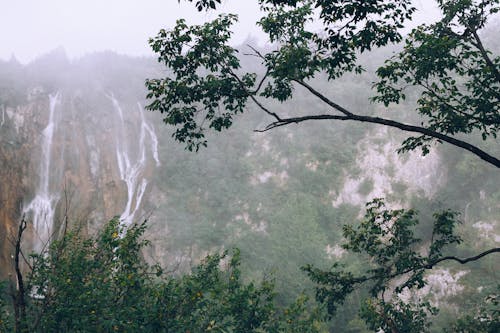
[
  {"left": 0, "top": 83, "right": 160, "bottom": 279},
  {"left": 0, "top": 97, "right": 43, "bottom": 280}
]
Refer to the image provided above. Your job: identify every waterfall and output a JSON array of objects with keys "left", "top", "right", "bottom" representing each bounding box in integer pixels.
[
  {"left": 24, "top": 92, "right": 61, "bottom": 252},
  {"left": 108, "top": 95, "right": 160, "bottom": 229},
  {"left": 138, "top": 102, "right": 160, "bottom": 167}
]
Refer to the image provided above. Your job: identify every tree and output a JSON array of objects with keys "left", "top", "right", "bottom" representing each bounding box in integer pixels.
[
  {"left": 146, "top": 0, "right": 499, "bottom": 331},
  {"left": 1, "top": 218, "right": 325, "bottom": 332},
  {"left": 148, "top": 0, "right": 499, "bottom": 168},
  {"left": 303, "top": 199, "right": 499, "bottom": 332}
]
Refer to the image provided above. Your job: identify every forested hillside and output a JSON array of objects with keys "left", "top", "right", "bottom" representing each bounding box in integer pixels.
[{"left": 0, "top": 0, "right": 499, "bottom": 331}]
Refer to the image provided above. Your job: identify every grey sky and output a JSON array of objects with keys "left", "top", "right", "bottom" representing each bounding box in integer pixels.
[{"left": 0, "top": 0, "right": 439, "bottom": 64}]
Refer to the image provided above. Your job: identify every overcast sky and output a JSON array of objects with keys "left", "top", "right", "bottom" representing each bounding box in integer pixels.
[{"left": 0, "top": 0, "right": 439, "bottom": 64}]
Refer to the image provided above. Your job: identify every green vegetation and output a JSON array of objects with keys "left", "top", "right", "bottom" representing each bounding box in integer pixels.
[
  {"left": 1, "top": 219, "right": 324, "bottom": 332},
  {"left": 145, "top": 0, "right": 500, "bottom": 331},
  {"left": 148, "top": 0, "right": 499, "bottom": 168},
  {"left": 0, "top": 1, "right": 498, "bottom": 332}
]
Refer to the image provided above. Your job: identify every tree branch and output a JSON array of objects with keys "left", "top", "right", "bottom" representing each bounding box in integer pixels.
[
  {"left": 259, "top": 80, "right": 500, "bottom": 168},
  {"left": 470, "top": 29, "right": 500, "bottom": 84},
  {"left": 252, "top": 69, "right": 270, "bottom": 95},
  {"left": 424, "top": 247, "right": 500, "bottom": 268},
  {"left": 228, "top": 70, "right": 282, "bottom": 122},
  {"left": 352, "top": 247, "right": 500, "bottom": 286},
  {"left": 11, "top": 216, "right": 28, "bottom": 333},
  {"left": 294, "top": 80, "right": 354, "bottom": 116},
  {"left": 259, "top": 111, "right": 500, "bottom": 168}
]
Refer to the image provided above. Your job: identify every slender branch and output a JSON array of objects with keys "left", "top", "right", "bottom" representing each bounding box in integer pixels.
[
  {"left": 246, "top": 44, "right": 266, "bottom": 61},
  {"left": 242, "top": 52, "right": 264, "bottom": 59},
  {"left": 259, "top": 112, "right": 500, "bottom": 167},
  {"left": 7, "top": 234, "right": 33, "bottom": 271},
  {"left": 242, "top": 45, "right": 270, "bottom": 94},
  {"left": 294, "top": 80, "right": 354, "bottom": 116},
  {"left": 471, "top": 29, "right": 500, "bottom": 83},
  {"left": 11, "top": 216, "right": 28, "bottom": 333},
  {"left": 424, "top": 247, "right": 500, "bottom": 268},
  {"left": 252, "top": 69, "right": 270, "bottom": 94},
  {"left": 250, "top": 95, "right": 282, "bottom": 122},
  {"left": 228, "top": 70, "right": 282, "bottom": 122},
  {"left": 255, "top": 114, "right": 349, "bottom": 132},
  {"left": 259, "top": 79, "right": 500, "bottom": 168},
  {"left": 353, "top": 247, "right": 500, "bottom": 285}
]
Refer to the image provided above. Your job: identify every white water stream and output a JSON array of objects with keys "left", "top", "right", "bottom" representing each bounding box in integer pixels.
[
  {"left": 24, "top": 92, "right": 61, "bottom": 251},
  {"left": 108, "top": 95, "right": 160, "bottom": 229}
]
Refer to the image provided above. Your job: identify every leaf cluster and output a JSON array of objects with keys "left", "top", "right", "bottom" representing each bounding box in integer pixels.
[
  {"left": 2, "top": 219, "right": 325, "bottom": 332},
  {"left": 146, "top": 15, "right": 255, "bottom": 151},
  {"left": 373, "top": 0, "right": 500, "bottom": 154},
  {"left": 147, "top": 0, "right": 417, "bottom": 149},
  {"left": 303, "top": 199, "right": 463, "bottom": 331}
]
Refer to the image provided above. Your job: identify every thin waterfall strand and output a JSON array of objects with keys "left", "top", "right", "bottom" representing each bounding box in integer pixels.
[
  {"left": 24, "top": 92, "right": 61, "bottom": 251},
  {"left": 109, "top": 95, "right": 159, "bottom": 229}
]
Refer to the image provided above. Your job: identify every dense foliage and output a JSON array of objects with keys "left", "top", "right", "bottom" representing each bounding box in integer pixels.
[
  {"left": 0, "top": 1, "right": 498, "bottom": 331},
  {"left": 146, "top": 0, "right": 500, "bottom": 332},
  {"left": 147, "top": 0, "right": 499, "bottom": 167},
  {"left": 0, "top": 219, "right": 324, "bottom": 332}
]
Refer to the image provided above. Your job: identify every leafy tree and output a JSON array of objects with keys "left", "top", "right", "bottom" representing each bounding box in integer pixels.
[
  {"left": 148, "top": 0, "right": 499, "bottom": 168},
  {"left": 147, "top": 0, "right": 500, "bottom": 331},
  {"left": 303, "top": 199, "right": 500, "bottom": 332},
  {"left": 1, "top": 218, "right": 325, "bottom": 332},
  {"left": 449, "top": 288, "right": 500, "bottom": 333}
]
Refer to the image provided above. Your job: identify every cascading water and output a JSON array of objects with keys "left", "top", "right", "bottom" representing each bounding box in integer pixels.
[
  {"left": 108, "top": 95, "right": 160, "bottom": 229},
  {"left": 24, "top": 92, "right": 61, "bottom": 252},
  {"left": 139, "top": 102, "right": 161, "bottom": 167}
]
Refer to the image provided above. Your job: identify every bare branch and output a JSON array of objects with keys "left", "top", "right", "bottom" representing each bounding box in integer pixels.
[
  {"left": 470, "top": 29, "right": 500, "bottom": 84},
  {"left": 228, "top": 70, "right": 282, "bottom": 122},
  {"left": 11, "top": 216, "right": 28, "bottom": 332},
  {"left": 294, "top": 80, "right": 354, "bottom": 116},
  {"left": 246, "top": 44, "right": 266, "bottom": 60},
  {"left": 258, "top": 80, "right": 500, "bottom": 168},
  {"left": 353, "top": 247, "right": 500, "bottom": 286},
  {"left": 255, "top": 114, "right": 349, "bottom": 132},
  {"left": 424, "top": 247, "right": 500, "bottom": 268},
  {"left": 252, "top": 68, "right": 270, "bottom": 95}
]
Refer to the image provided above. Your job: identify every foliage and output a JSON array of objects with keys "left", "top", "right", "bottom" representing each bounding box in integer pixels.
[
  {"left": 26, "top": 219, "right": 159, "bottom": 332},
  {"left": 373, "top": 0, "right": 500, "bottom": 154},
  {"left": 303, "top": 199, "right": 464, "bottom": 332},
  {"left": 0, "top": 281, "right": 11, "bottom": 332},
  {"left": 147, "top": 0, "right": 499, "bottom": 167},
  {"left": 1, "top": 219, "right": 325, "bottom": 332},
  {"left": 449, "top": 287, "right": 500, "bottom": 333},
  {"left": 148, "top": 0, "right": 500, "bottom": 331},
  {"left": 146, "top": 14, "right": 255, "bottom": 151}
]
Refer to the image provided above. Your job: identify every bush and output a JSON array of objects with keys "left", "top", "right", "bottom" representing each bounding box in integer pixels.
[{"left": 1, "top": 218, "right": 325, "bottom": 333}]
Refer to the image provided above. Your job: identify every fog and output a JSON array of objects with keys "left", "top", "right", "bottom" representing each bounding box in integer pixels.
[
  {"left": 0, "top": 0, "right": 263, "bottom": 63},
  {"left": 0, "top": 0, "right": 440, "bottom": 64},
  {"left": 0, "top": 1, "right": 498, "bottom": 331}
]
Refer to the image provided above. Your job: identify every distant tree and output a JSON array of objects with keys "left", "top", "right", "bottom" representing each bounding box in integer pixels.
[
  {"left": 147, "top": 0, "right": 500, "bottom": 331},
  {"left": 449, "top": 289, "right": 500, "bottom": 333}
]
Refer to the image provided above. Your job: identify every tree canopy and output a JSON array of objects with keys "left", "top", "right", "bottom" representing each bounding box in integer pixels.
[
  {"left": 146, "top": 0, "right": 500, "bottom": 331},
  {"left": 148, "top": 0, "right": 499, "bottom": 168}
]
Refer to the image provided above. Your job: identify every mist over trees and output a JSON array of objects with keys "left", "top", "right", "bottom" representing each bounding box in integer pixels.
[
  {"left": 146, "top": 0, "right": 500, "bottom": 331},
  {"left": 0, "top": 0, "right": 499, "bottom": 332}
]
